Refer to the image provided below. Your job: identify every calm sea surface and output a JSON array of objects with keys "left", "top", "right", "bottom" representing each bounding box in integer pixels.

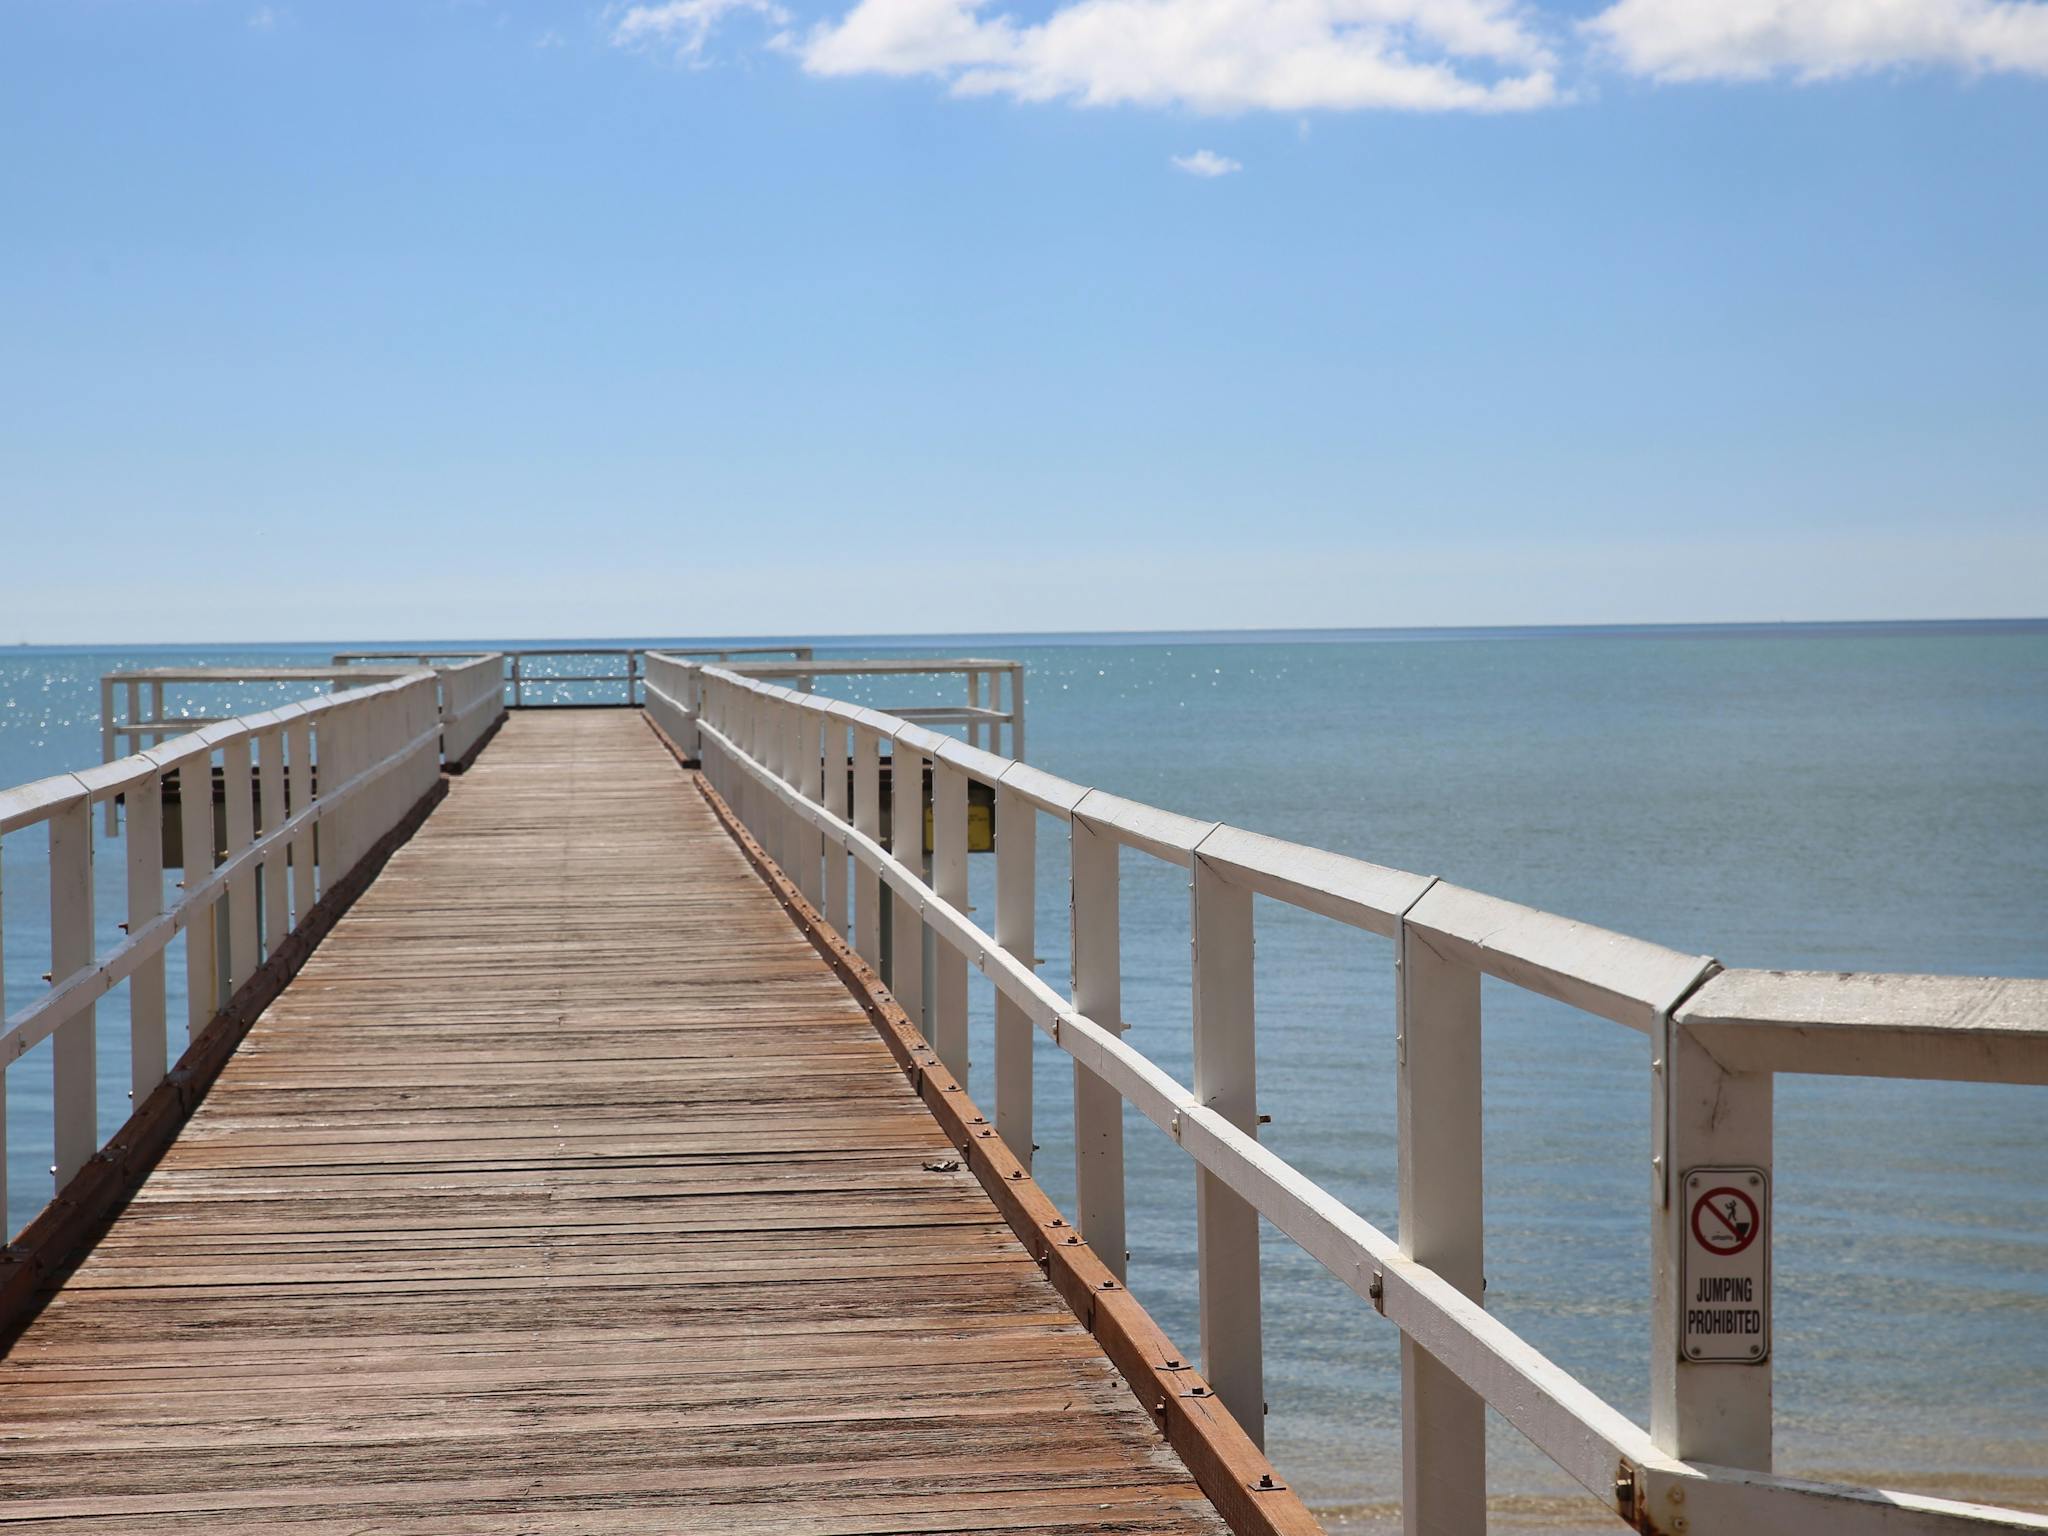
[{"left": 1, "top": 624, "right": 2043, "bottom": 1528}]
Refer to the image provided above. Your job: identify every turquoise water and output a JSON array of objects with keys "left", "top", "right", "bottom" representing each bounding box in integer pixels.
[{"left": 1, "top": 625, "right": 2043, "bottom": 1528}]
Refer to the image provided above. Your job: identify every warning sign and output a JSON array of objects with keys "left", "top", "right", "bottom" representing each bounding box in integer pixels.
[{"left": 1681, "top": 1167, "right": 1769, "bottom": 1363}]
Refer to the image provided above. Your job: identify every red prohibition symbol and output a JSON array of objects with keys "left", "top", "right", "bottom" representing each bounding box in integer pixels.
[{"left": 1690, "top": 1186, "right": 1761, "bottom": 1257}]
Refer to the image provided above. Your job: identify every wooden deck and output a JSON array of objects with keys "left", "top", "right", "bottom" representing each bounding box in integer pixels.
[{"left": 0, "top": 711, "right": 1231, "bottom": 1534}]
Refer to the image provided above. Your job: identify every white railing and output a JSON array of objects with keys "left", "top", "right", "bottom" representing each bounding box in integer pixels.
[
  {"left": 101, "top": 665, "right": 419, "bottom": 756},
  {"left": 337, "top": 645, "right": 814, "bottom": 708},
  {"left": 100, "top": 665, "right": 419, "bottom": 832},
  {"left": 434, "top": 653, "right": 506, "bottom": 763},
  {"left": 327, "top": 652, "right": 506, "bottom": 761},
  {"left": 726, "top": 656, "right": 1025, "bottom": 757},
  {"left": 651, "top": 657, "right": 2048, "bottom": 1536},
  {"left": 104, "top": 657, "right": 507, "bottom": 820},
  {"left": 0, "top": 670, "right": 445, "bottom": 1243},
  {"left": 647, "top": 653, "right": 1027, "bottom": 760}
]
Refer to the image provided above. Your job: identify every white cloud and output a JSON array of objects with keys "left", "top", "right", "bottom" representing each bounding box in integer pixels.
[
  {"left": 612, "top": 0, "right": 793, "bottom": 64},
  {"left": 614, "top": 0, "right": 2048, "bottom": 109},
  {"left": 1172, "top": 148, "right": 1242, "bottom": 176},
  {"left": 1585, "top": 0, "right": 2048, "bottom": 82},
  {"left": 534, "top": 28, "right": 567, "bottom": 49},
  {"left": 798, "top": 0, "right": 1561, "bottom": 113},
  {"left": 247, "top": 6, "right": 278, "bottom": 31}
]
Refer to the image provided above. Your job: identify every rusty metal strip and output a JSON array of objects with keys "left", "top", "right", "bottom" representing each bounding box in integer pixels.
[
  {"left": 0, "top": 776, "right": 452, "bottom": 1344},
  {"left": 653, "top": 714, "right": 1324, "bottom": 1536}
]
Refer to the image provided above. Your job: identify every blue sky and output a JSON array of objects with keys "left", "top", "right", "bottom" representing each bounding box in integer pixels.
[{"left": 2, "top": 0, "right": 2044, "bottom": 641}]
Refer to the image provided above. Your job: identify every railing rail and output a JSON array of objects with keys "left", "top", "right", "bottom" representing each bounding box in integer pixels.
[
  {"left": 104, "top": 658, "right": 509, "bottom": 816},
  {"left": 2, "top": 670, "right": 446, "bottom": 1242},
  {"left": 725, "top": 657, "right": 1025, "bottom": 758},
  {"left": 650, "top": 657, "right": 2048, "bottom": 1536},
  {"left": 100, "top": 666, "right": 420, "bottom": 831},
  {"left": 336, "top": 645, "right": 815, "bottom": 709}
]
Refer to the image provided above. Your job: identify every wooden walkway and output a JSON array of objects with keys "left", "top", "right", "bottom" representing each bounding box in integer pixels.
[{"left": 0, "top": 711, "right": 1231, "bottom": 1535}]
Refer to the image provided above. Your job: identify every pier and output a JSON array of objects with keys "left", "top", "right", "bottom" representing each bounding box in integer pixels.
[
  {"left": 0, "top": 710, "right": 1248, "bottom": 1531},
  {"left": 0, "top": 653, "right": 2043, "bottom": 1535}
]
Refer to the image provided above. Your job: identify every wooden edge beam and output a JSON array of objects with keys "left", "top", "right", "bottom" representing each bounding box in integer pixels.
[
  {"left": 0, "top": 775, "right": 452, "bottom": 1345},
  {"left": 646, "top": 712, "right": 1323, "bottom": 1536}
]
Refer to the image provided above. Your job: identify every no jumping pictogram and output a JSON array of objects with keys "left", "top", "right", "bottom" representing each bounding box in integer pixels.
[{"left": 1690, "top": 1185, "right": 1760, "bottom": 1257}]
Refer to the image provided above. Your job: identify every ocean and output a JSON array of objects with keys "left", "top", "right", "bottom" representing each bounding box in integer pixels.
[{"left": 1, "top": 622, "right": 2043, "bottom": 1528}]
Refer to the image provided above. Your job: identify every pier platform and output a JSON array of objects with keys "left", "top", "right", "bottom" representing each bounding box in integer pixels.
[{"left": 0, "top": 712, "right": 1246, "bottom": 1534}]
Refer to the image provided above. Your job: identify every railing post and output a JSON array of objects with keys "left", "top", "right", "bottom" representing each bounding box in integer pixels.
[
  {"left": 288, "top": 718, "right": 315, "bottom": 920},
  {"left": 1008, "top": 664, "right": 1026, "bottom": 761},
  {"left": 727, "top": 688, "right": 746, "bottom": 830},
  {"left": 393, "top": 691, "right": 411, "bottom": 820},
  {"left": 350, "top": 697, "right": 371, "bottom": 861},
  {"left": 787, "top": 703, "right": 820, "bottom": 907},
  {"left": 111, "top": 680, "right": 139, "bottom": 835},
  {"left": 99, "top": 675, "right": 117, "bottom": 833},
  {"left": 379, "top": 692, "right": 399, "bottom": 835},
  {"left": 683, "top": 665, "right": 703, "bottom": 758},
  {"left": 730, "top": 686, "right": 748, "bottom": 826},
  {"left": 49, "top": 797, "right": 96, "bottom": 1189},
  {"left": 780, "top": 699, "right": 800, "bottom": 884},
  {"left": 773, "top": 699, "right": 798, "bottom": 883},
  {"left": 179, "top": 746, "right": 219, "bottom": 1031},
  {"left": 851, "top": 726, "right": 883, "bottom": 970},
  {"left": 823, "top": 717, "right": 849, "bottom": 935},
  {"left": 1397, "top": 922, "right": 1487, "bottom": 1536},
  {"left": 1652, "top": 1022, "right": 1773, "bottom": 1467},
  {"left": 931, "top": 758, "right": 969, "bottom": 1081},
  {"left": 801, "top": 703, "right": 823, "bottom": 903},
  {"left": 258, "top": 728, "right": 287, "bottom": 958},
  {"left": 220, "top": 733, "right": 257, "bottom": 993},
  {"left": 755, "top": 695, "right": 776, "bottom": 863},
  {"left": 707, "top": 678, "right": 728, "bottom": 798},
  {"left": 510, "top": 653, "right": 522, "bottom": 709},
  {"left": 1191, "top": 844, "right": 1264, "bottom": 1446},
  {"left": 347, "top": 701, "right": 365, "bottom": 869},
  {"left": 729, "top": 688, "right": 745, "bottom": 806},
  {"left": 324, "top": 706, "right": 353, "bottom": 880},
  {"left": 407, "top": 681, "right": 434, "bottom": 802},
  {"left": 126, "top": 766, "right": 168, "bottom": 1099},
  {"left": 743, "top": 693, "right": 767, "bottom": 860},
  {"left": 1069, "top": 804, "right": 1125, "bottom": 1280},
  {"left": 993, "top": 779, "right": 1034, "bottom": 1168},
  {"left": 768, "top": 698, "right": 791, "bottom": 872},
  {"left": 888, "top": 738, "right": 925, "bottom": 1031},
  {"left": 432, "top": 673, "right": 452, "bottom": 761},
  {"left": 965, "top": 671, "right": 983, "bottom": 751}
]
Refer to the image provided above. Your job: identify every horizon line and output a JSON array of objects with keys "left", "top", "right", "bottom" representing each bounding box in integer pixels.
[{"left": 9, "top": 615, "right": 2048, "bottom": 651}]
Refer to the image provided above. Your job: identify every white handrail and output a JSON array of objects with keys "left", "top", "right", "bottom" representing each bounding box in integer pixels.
[
  {"left": 0, "top": 669, "right": 446, "bottom": 1242},
  {"left": 2, "top": 709, "right": 441, "bottom": 1063},
  {"left": 665, "top": 657, "right": 2048, "bottom": 1536},
  {"left": 336, "top": 646, "right": 815, "bottom": 710}
]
